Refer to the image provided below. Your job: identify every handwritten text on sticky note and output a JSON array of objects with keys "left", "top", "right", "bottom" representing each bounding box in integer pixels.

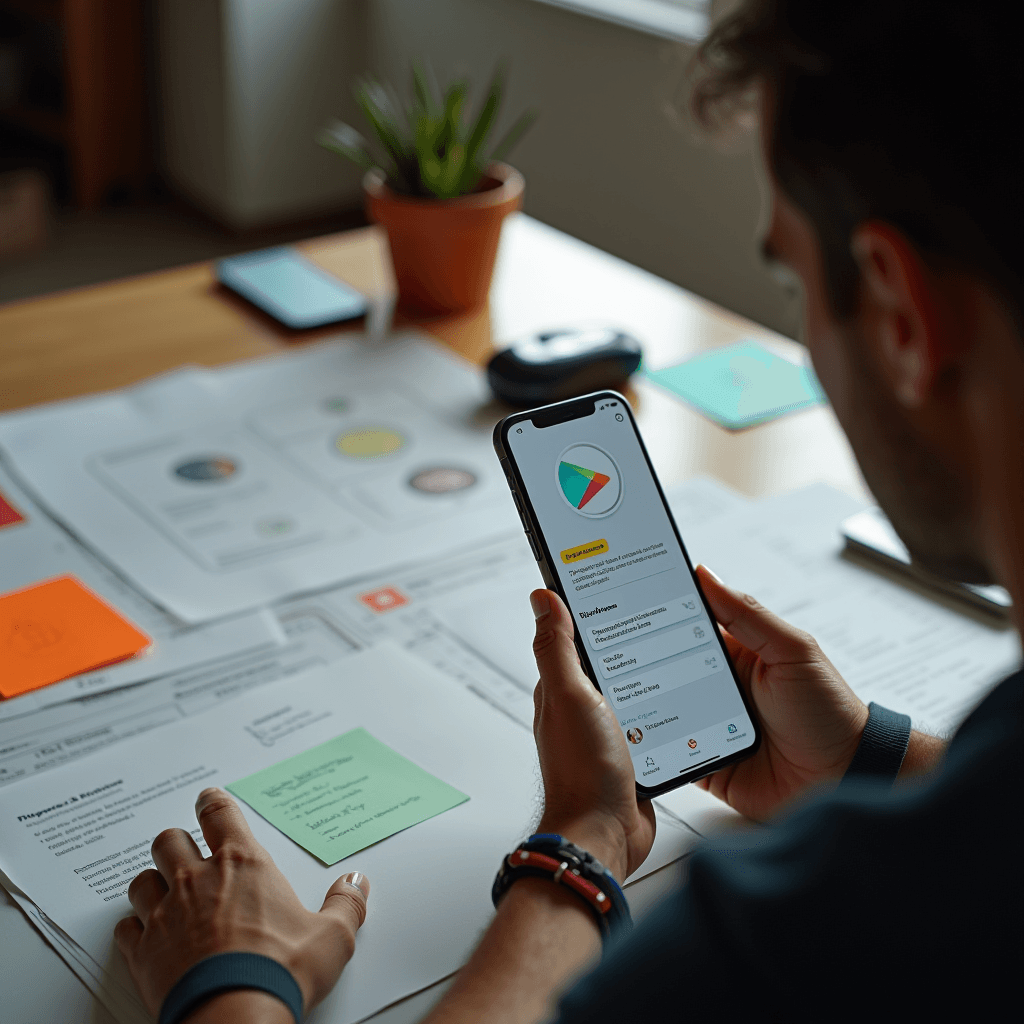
[{"left": 227, "top": 728, "right": 469, "bottom": 865}]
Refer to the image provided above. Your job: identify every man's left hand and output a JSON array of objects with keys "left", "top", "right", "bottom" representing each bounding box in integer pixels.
[
  {"left": 115, "top": 787, "right": 369, "bottom": 1018},
  {"left": 530, "top": 590, "right": 656, "bottom": 882}
]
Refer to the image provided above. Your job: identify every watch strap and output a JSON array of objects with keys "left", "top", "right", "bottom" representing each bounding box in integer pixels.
[
  {"left": 158, "top": 952, "right": 303, "bottom": 1024},
  {"left": 843, "top": 702, "right": 912, "bottom": 785}
]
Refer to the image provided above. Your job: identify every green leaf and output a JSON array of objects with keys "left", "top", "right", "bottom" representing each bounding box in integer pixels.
[
  {"left": 356, "top": 81, "right": 418, "bottom": 191},
  {"left": 357, "top": 87, "right": 405, "bottom": 162},
  {"left": 411, "top": 63, "right": 437, "bottom": 119},
  {"left": 345, "top": 60, "right": 537, "bottom": 197},
  {"left": 457, "top": 63, "right": 504, "bottom": 192},
  {"left": 316, "top": 121, "right": 377, "bottom": 171},
  {"left": 488, "top": 107, "right": 538, "bottom": 164},
  {"left": 440, "top": 80, "right": 468, "bottom": 156}
]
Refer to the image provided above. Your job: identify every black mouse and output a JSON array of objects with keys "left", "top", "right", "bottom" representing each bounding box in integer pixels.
[{"left": 487, "top": 328, "right": 643, "bottom": 406}]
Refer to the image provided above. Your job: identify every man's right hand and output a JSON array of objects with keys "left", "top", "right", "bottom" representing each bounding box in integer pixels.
[{"left": 694, "top": 565, "right": 870, "bottom": 821}]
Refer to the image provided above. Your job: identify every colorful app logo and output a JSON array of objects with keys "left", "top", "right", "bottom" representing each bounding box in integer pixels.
[
  {"left": 556, "top": 444, "right": 622, "bottom": 517},
  {"left": 687, "top": 738, "right": 698, "bottom": 749},
  {"left": 727, "top": 723, "right": 737, "bottom": 734}
]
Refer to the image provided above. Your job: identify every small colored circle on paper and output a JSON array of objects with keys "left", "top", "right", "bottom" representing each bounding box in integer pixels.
[{"left": 335, "top": 428, "right": 406, "bottom": 460}]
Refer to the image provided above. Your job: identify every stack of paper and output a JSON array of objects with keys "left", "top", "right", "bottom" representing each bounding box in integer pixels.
[{"left": 0, "top": 645, "right": 702, "bottom": 1024}]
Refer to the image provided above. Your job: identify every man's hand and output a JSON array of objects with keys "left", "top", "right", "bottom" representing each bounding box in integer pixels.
[
  {"left": 115, "top": 787, "right": 370, "bottom": 1020},
  {"left": 530, "top": 589, "right": 656, "bottom": 882},
  {"left": 694, "top": 566, "right": 870, "bottom": 820}
]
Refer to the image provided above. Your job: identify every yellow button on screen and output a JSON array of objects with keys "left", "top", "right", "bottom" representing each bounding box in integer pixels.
[{"left": 561, "top": 539, "right": 609, "bottom": 564}]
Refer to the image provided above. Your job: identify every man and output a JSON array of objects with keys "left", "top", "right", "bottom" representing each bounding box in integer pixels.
[{"left": 114, "top": 1, "right": 1022, "bottom": 1021}]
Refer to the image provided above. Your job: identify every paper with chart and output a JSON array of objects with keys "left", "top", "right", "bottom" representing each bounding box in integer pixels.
[
  {"left": 0, "top": 465, "right": 285, "bottom": 715},
  {"left": 0, "top": 334, "right": 520, "bottom": 623},
  {"left": 228, "top": 728, "right": 469, "bottom": 865}
]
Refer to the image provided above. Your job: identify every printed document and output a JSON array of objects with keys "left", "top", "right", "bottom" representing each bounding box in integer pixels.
[
  {"left": 0, "top": 605, "right": 359, "bottom": 787},
  {"left": 0, "top": 335, "right": 519, "bottom": 623},
  {"left": 0, "top": 645, "right": 700, "bottom": 1024},
  {"left": 685, "top": 484, "right": 1020, "bottom": 734}
]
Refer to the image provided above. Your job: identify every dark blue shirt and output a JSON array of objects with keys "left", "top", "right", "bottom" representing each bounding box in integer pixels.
[{"left": 559, "top": 670, "right": 1023, "bottom": 1020}]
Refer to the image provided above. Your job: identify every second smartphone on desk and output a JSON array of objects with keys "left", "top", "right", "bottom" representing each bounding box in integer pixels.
[{"left": 495, "top": 392, "right": 759, "bottom": 797}]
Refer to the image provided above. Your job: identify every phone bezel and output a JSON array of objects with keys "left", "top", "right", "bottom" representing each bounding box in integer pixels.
[{"left": 494, "top": 389, "right": 761, "bottom": 797}]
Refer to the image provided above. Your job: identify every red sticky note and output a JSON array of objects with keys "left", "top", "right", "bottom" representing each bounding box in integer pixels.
[
  {"left": 0, "top": 488, "right": 25, "bottom": 529},
  {"left": 0, "top": 576, "right": 151, "bottom": 699}
]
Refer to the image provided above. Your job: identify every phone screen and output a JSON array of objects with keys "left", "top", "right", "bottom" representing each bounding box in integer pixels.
[
  {"left": 217, "top": 248, "right": 366, "bottom": 329},
  {"left": 503, "top": 396, "right": 758, "bottom": 793}
]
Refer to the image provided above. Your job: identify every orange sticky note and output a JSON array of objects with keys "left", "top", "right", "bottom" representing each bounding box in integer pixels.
[{"left": 0, "top": 576, "right": 151, "bottom": 699}]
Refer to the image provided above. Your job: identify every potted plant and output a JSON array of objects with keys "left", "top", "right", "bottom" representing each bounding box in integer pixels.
[{"left": 319, "top": 64, "right": 536, "bottom": 315}]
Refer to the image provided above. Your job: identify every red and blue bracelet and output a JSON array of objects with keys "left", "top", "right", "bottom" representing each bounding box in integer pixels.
[{"left": 492, "top": 833, "right": 632, "bottom": 942}]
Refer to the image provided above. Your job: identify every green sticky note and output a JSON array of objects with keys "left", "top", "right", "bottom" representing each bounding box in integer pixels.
[
  {"left": 227, "top": 728, "right": 469, "bottom": 866},
  {"left": 646, "top": 339, "right": 826, "bottom": 430}
]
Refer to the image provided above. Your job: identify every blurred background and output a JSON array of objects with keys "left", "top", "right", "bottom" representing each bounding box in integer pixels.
[{"left": 0, "top": 0, "right": 798, "bottom": 338}]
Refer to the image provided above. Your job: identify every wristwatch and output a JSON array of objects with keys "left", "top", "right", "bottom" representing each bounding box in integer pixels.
[
  {"left": 843, "top": 701, "right": 912, "bottom": 785},
  {"left": 492, "top": 833, "right": 632, "bottom": 943}
]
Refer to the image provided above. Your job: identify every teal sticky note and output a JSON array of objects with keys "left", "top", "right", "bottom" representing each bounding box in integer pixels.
[
  {"left": 227, "top": 728, "right": 469, "bottom": 865},
  {"left": 646, "top": 340, "right": 826, "bottom": 430}
]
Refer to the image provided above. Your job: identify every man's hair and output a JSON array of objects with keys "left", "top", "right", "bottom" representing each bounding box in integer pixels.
[{"left": 692, "top": 1, "right": 1022, "bottom": 327}]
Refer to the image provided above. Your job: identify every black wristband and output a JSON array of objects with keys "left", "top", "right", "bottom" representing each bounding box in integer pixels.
[
  {"left": 159, "top": 952, "right": 303, "bottom": 1024},
  {"left": 843, "top": 702, "right": 912, "bottom": 785}
]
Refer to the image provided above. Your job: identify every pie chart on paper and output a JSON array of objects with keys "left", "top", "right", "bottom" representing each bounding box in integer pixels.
[
  {"left": 335, "top": 428, "right": 406, "bottom": 460},
  {"left": 557, "top": 445, "right": 622, "bottom": 517}
]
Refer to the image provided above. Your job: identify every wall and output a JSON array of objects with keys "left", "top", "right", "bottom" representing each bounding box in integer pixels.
[
  {"left": 154, "top": 0, "right": 797, "bottom": 336},
  {"left": 366, "top": 0, "right": 798, "bottom": 336},
  {"left": 154, "top": 0, "right": 367, "bottom": 228}
]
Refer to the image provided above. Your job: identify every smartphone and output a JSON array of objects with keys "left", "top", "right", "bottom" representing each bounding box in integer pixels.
[
  {"left": 841, "top": 506, "right": 1012, "bottom": 618},
  {"left": 216, "top": 246, "right": 367, "bottom": 329},
  {"left": 494, "top": 391, "right": 760, "bottom": 796}
]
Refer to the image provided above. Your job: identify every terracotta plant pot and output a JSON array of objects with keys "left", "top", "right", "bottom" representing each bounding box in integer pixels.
[{"left": 364, "top": 162, "right": 524, "bottom": 315}]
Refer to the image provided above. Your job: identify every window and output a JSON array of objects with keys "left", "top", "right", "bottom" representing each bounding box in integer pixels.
[{"left": 529, "top": 0, "right": 711, "bottom": 43}]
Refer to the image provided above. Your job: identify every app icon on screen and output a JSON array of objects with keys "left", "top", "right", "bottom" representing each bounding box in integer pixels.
[{"left": 556, "top": 444, "right": 622, "bottom": 517}]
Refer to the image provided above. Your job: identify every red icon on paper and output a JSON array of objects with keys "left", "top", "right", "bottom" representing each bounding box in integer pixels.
[
  {"left": 688, "top": 738, "right": 698, "bottom": 749},
  {"left": 358, "top": 586, "right": 409, "bottom": 613},
  {"left": 0, "top": 489, "right": 26, "bottom": 530}
]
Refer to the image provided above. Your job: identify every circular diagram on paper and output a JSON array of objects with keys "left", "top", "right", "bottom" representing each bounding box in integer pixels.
[
  {"left": 555, "top": 444, "right": 622, "bottom": 517},
  {"left": 173, "top": 456, "right": 239, "bottom": 482},
  {"left": 408, "top": 467, "right": 477, "bottom": 494},
  {"left": 335, "top": 428, "right": 406, "bottom": 460}
]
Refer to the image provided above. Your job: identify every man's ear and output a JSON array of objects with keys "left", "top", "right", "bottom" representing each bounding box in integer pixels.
[{"left": 850, "top": 222, "right": 946, "bottom": 408}]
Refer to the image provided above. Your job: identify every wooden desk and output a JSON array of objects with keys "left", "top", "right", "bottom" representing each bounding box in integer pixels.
[
  {"left": 0, "top": 214, "right": 869, "bottom": 1022},
  {"left": 0, "top": 213, "right": 868, "bottom": 502}
]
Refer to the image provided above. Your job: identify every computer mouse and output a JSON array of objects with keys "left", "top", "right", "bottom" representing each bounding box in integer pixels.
[{"left": 487, "top": 327, "right": 643, "bottom": 406}]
